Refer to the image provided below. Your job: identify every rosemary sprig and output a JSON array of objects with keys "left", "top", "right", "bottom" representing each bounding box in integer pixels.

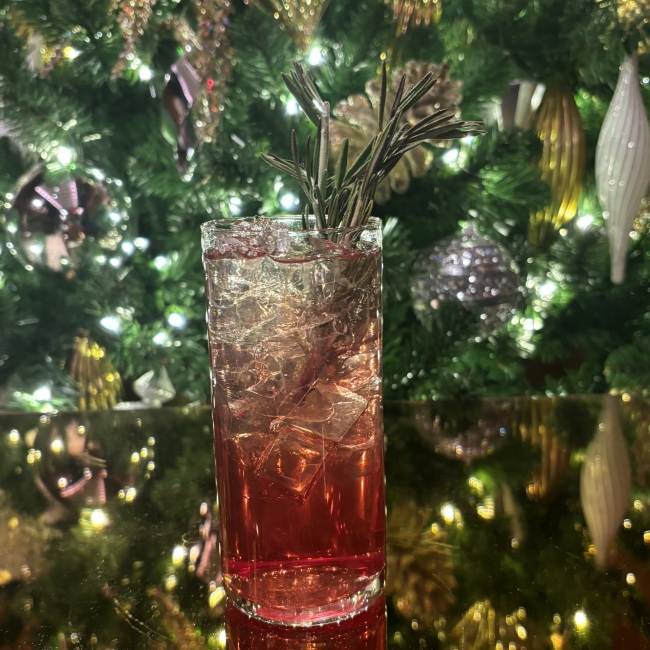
[{"left": 261, "top": 61, "right": 484, "bottom": 231}]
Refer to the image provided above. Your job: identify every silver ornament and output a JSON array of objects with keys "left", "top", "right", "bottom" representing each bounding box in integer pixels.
[{"left": 410, "top": 224, "right": 520, "bottom": 336}]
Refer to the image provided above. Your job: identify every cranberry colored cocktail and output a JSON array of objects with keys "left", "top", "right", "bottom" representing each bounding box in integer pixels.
[{"left": 202, "top": 217, "right": 384, "bottom": 625}]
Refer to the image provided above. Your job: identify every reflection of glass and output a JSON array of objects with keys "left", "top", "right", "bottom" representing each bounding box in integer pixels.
[
  {"left": 202, "top": 217, "right": 385, "bottom": 625},
  {"left": 225, "top": 595, "right": 387, "bottom": 649}
]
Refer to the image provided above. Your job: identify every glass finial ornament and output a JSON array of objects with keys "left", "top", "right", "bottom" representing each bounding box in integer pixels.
[
  {"left": 410, "top": 223, "right": 520, "bottom": 336},
  {"left": 134, "top": 366, "right": 175, "bottom": 406},
  {"left": 595, "top": 52, "right": 650, "bottom": 284}
]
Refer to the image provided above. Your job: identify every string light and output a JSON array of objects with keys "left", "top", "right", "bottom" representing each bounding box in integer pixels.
[
  {"left": 167, "top": 312, "right": 187, "bottom": 329},
  {"left": 138, "top": 66, "right": 153, "bottom": 81},
  {"left": 308, "top": 46, "right": 326, "bottom": 66},
  {"left": 90, "top": 509, "right": 108, "bottom": 530},
  {"left": 574, "top": 610, "right": 588, "bottom": 631},
  {"left": 285, "top": 98, "right": 300, "bottom": 115},
  {"left": 442, "top": 148, "right": 460, "bottom": 166},
  {"left": 154, "top": 255, "right": 170, "bottom": 270},
  {"left": 228, "top": 196, "right": 242, "bottom": 215},
  {"left": 33, "top": 385, "right": 52, "bottom": 402},
  {"left": 280, "top": 192, "right": 299, "bottom": 210},
  {"left": 63, "top": 46, "right": 81, "bottom": 60},
  {"left": 577, "top": 214, "right": 594, "bottom": 230},
  {"left": 134, "top": 237, "right": 149, "bottom": 251},
  {"left": 100, "top": 315, "right": 121, "bottom": 334},
  {"left": 152, "top": 332, "right": 169, "bottom": 345},
  {"left": 121, "top": 241, "right": 135, "bottom": 255},
  {"left": 56, "top": 146, "right": 74, "bottom": 165}
]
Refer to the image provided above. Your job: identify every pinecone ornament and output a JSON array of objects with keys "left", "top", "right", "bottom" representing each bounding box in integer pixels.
[
  {"left": 386, "top": 501, "right": 456, "bottom": 625},
  {"left": 330, "top": 61, "right": 462, "bottom": 204}
]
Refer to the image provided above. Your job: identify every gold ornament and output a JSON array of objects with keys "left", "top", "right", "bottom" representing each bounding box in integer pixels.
[
  {"left": 69, "top": 334, "right": 122, "bottom": 410},
  {"left": 611, "top": 0, "right": 650, "bottom": 53},
  {"left": 245, "top": 0, "right": 331, "bottom": 50},
  {"left": 110, "top": 0, "right": 157, "bottom": 79},
  {"left": 449, "top": 601, "right": 545, "bottom": 650},
  {"left": 386, "top": 0, "right": 442, "bottom": 35},
  {"left": 529, "top": 80, "right": 586, "bottom": 247},
  {"left": 331, "top": 61, "right": 462, "bottom": 204},
  {"left": 170, "top": 0, "right": 234, "bottom": 146},
  {"left": 386, "top": 501, "right": 456, "bottom": 625}
]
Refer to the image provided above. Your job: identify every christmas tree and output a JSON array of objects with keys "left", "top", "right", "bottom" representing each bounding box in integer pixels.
[{"left": 0, "top": 0, "right": 649, "bottom": 409}]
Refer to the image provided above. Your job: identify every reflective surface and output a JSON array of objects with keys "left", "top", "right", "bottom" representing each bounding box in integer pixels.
[{"left": 1, "top": 397, "right": 650, "bottom": 649}]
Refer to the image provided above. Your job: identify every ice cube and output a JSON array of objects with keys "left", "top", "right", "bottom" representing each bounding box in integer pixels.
[
  {"left": 255, "top": 425, "right": 327, "bottom": 497},
  {"left": 286, "top": 382, "right": 368, "bottom": 443},
  {"left": 246, "top": 355, "right": 285, "bottom": 398},
  {"left": 226, "top": 431, "right": 275, "bottom": 469},
  {"left": 338, "top": 398, "right": 381, "bottom": 450},
  {"left": 338, "top": 352, "right": 379, "bottom": 396}
]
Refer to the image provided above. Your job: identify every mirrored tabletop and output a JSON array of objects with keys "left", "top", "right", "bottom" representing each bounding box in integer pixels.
[{"left": 1, "top": 397, "right": 649, "bottom": 649}]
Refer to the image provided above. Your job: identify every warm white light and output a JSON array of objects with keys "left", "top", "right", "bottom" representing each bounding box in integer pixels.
[
  {"left": 308, "top": 47, "right": 326, "bottom": 66},
  {"left": 523, "top": 318, "right": 535, "bottom": 331},
  {"left": 56, "top": 147, "right": 74, "bottom": 165},
  {"left": 285, "top": 98, "right": 300, "bottom": 115},
  {"left": 121, "top": 241, "right": 135, "bottom": 255},
  {"left": 134, "top": 237, "right": 149, "bottom": 251},
  {"left": 100, "top": 315, "right": 121, "bottom": 334},
  {"left": 441, "top": 503, "right": 456, "bottom": 525},
  {"left": 443, "top": 148, "right": 460, "bottom": 165},
  {"left": 574, "top": 610, "right": 588, "bottom": 630},
  {"left": 30, "top": 198, "right": 44, "bottom": 209},
  {"left": 90, "top": 509, "right": 108, "bottom": 529},
  {"left": 280, "top": 192, "right": 298, "bottom": 210},
  {"left": 50, "top": 438, "right": 64, "bottom": 454},
  {"left": 217, "top": 628, "right": 226, "bottom": 647},
  {"left": 153, "top": 331, "right": 168, "bottom": 345},
  {"left": 63, "top": 46, "right": 81, "bottom": 60},
  {"left": 167, "top": 312, "right": 187, "bottom": 329},
  {"left": 172, "top": 545, "right": 187, "bottom": 566},
  {"left": 33, "top": 385, "right": 52, "bottom": 402},
  {"left": 577, "top": 214, "right": 594, "bottom": 230},
  {"left": 138, "top": 66, "right": 153, "bottom": 81},
  {"left": 539, "top": 281, "right": 557, "bottom": 299},
  {"left": 228, "top": 196, "right": 242, "bottom": 215},
  {"left": 108, "top": 212, "right": 122, "bottom": 224},
  {"left": 154, "top": 255, "right": 170, "bottom": 270}
]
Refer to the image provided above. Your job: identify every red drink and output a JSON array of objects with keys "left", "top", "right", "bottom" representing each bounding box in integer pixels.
[{"left": 202, "top": 217, "right": 384, "bottom": 625}]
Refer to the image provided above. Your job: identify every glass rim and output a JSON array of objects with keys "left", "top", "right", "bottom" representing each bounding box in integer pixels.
[{"left": 200, "top": 215, "right": 381, "bottom": 237}]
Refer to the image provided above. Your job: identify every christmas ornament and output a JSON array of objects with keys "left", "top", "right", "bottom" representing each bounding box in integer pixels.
[
  {"left": 386, "top": 501, "right": 456, "bottom": 625},
  {"left": 165, "top": 0, "right": 233, "bottom": 171},
  {"left": 245, "top": 0, "right": 330, "bottom": 50},
  {"left": 110, "top": 0, "right": 157, "bottom": 79},
  {"left": 114, "top": 366, "right": 176, "bottom": 409},
  {"left": 331, "top": 61, "right": 462, "bottom": 204},
  {"left": 529, "top": 79, "right": 586, "bottom": 247},
  {"left": 32, "top": 415, "right": 153, "bottom": 515},
  {"left": 484, "top": 80, "right": 540, "bottom": 131},
  {"left": 134, "top": 366, "right": 175, "bottom": 406},
  {"left": 386, "top": 0, "right": 441, "bottom": 35},
  {"left": 580, "top": 396, "right": 631, "bottom": 570},
  {"left": 5, "top": 166, "right": 130, "bottom": 271},
  {"left": 414, "top": 399, "right": 509, "bottom": 462},
  {"left": 449, "top": 600, "right": 545, "bottom": 650},
  {"left": 410, "top": 223, "right": 520, "bottom": 336},
  {"left": 69, "top": 334, "right": 122, "bottom": 410},
  {"left": 595, "top": 53, "right": 650, "bottom": 284},
  {"left": 612, "top": 0, "right": 650, "bottom": 53}
]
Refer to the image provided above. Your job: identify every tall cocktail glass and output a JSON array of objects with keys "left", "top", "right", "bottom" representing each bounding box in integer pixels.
[{"left": 201, "top": 216, "right": 384, "bottom": 625}]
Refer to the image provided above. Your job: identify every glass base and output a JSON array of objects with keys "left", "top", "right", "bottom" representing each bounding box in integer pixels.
[{"left": 226, "top": 572, "right": 384, "bottom": 626}]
